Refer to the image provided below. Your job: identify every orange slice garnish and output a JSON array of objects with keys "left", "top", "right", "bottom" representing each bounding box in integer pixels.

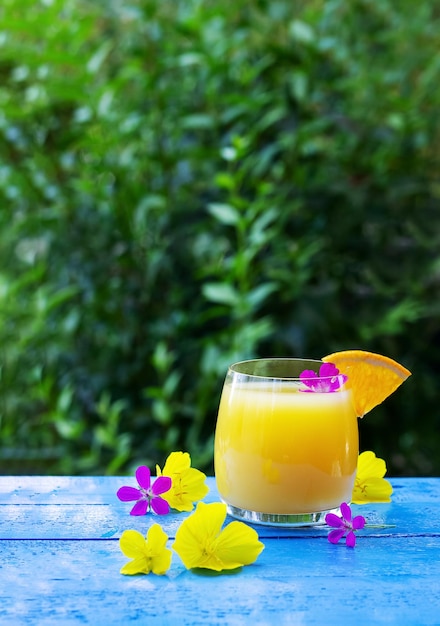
[{"left": 322, "top": 349, "right": 411, "bottom": 418}]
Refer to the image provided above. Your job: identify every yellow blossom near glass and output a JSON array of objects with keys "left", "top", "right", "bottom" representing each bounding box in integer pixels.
[
  {"left": 352, "top": 451, "right": 393, "bottom": 504},
  {"left": 172, "top": 502, "right": 264, "bottom": 571},
  {"left": 156, "top": 451, "right": 209, "bottom": 511}
]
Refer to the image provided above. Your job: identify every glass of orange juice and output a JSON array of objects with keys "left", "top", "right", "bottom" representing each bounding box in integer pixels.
[{"left": 214, "top": 358, "right": 358, "bottom": 526}]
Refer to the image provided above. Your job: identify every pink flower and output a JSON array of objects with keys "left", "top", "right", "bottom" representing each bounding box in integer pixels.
[
  {"left": 300, "top": 362, "right": 347, "bottom": 393},
  {"left": 117, "top": 466, "right": 172, "bottom": 516},
  {"left": 325, "top": 502, "right": 366, "bottom": 548}
]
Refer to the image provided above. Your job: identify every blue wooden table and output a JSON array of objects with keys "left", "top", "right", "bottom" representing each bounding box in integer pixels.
[{"left": 1, "top": 476, "right": 440, "bottom": 625}]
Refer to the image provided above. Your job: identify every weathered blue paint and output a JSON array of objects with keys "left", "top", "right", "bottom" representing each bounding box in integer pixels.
[{"left": 1, "top": 477, "right": 439, "bottom": 625}]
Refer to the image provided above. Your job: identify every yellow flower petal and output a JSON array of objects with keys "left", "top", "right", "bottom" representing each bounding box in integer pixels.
[
  {"left": 147, "top": 522, "right": 168, "bottom": 549},
  {"left": 120, "top": 557, "right": 149, "bottom": 576},
  {"left": 356, "top": 451, "right": 387, "bottom": 480},
  {"left": 352, "top": 476, "right": 393, "bottom": 504},
  {"left": 119, "top": 524, "right": 172, "bottom": 576},
  {"left": 150, "top": 549, "right": 172, "bottom": 576},
  {"left": 119, "top": 529, "right": 146, "bottom": 559},
  {"left": 351, "top": 451, "right": 393, "bottom": 504},
  {"left": 145, "top": 524, "right": 172, "bottom": 575},
  {"left": 161, "top": 451, "right": 191, "bottom": 474},
  {"left": 180, "top": 467, "right": 210, "bottom": 500},
  {"left": 172, "top": 502, "right": 264, "bottom": 572},
  {"left": 212, "top": 521, "right": 264, "bottom": 570}
]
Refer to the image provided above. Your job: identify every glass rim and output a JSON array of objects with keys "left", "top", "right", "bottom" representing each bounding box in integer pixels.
[{"left": 228, "top": 357, "right": 332, "bottom": 381}]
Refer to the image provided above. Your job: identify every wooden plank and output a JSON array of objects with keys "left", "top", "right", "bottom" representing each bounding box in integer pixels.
[
  {"left": 2, "top": 500, "right": 440, "bottom": 540},
  {"left": 1, "top": 536, "right": 440, "bottom": 625},
  {"left": 1, "top": 478, "right": 440, "bottom": 539},
  {"left": 2, "top": 476, "right": 440, "bottom": 504}
]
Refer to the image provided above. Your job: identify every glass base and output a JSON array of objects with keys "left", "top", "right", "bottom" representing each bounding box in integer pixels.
[{"left": 225, "top": 502, "right": 339, "bottom": 527}]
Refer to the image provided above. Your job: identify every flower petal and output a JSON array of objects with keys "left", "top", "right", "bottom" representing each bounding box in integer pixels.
[
  {"left": 172, "top": 522, "right": 205, "bottom": 569},
  {"left": 300, "top": 369, "right": 318, "bottom": 381},
  {"left": 130, "top": 500, "right": 149, "bottom": 516},
  {"left": 162, "top": 490, "right": 194, "bottom": 512},
  {"left": 329, "top": 374, "right": 348, "bottom": 391},
  {"left": 135, "top": 466, "right": 151, "bottom": 490},
  {"left": 346, "top": 531, "right": 356, "bottom": 548},
  {"left": 340, "top": 502, "right": 352, "bottom": 522},
  {"left": 146, "top": 524, "right": 172, "bottom": 575},
  {"left": 151, "top": 476, "right": 172, "bottom": 496},
  {"left": 325, "top": 513, "right": 344, "bottom": 528},
  {"left": 299, "top": 370, "right": 319, "bottom": 390},
  {"left": 161, "top": 451, "right": 191, "bottom": 475},
  {"left": 357, "top": 451, "right": 387, "bottom": 480},
  {"left": 146, "top": 523, "right": 169, "bottom": 550},
  {"left": 151, "top": 496, "right": 170, "bottom": 516},
  {"left": 328, "top": 529, "right": 345, "bottom": 544},
  {"left": 120, "top": 557, "right": 150, "bottom": 575},
  {"left": 117, "top": 486, "right": 142, "bottom": 502},
  {"left": 352, "top": 476, "right": 393, "bottom": 504},
  {"left": 119, "top": 529, "right": 146, "bottom": 558},
  {"left": 180, "top": 468, "right": 209, "bottom": 499},
  {"left": 319, "top": 362, "right": 339, "bottom": 378},
  {"left": 352, "top": 515, "right": 366, "bottom": 530},
  {"left": 150, "top": 550, "right": 172, "bottom": 575},
  {"left": 212, "top": 521, "right": 264, "bottom": 570}
]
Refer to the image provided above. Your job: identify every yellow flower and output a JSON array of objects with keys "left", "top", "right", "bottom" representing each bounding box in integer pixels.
[
  {"left": 351, "top": 450, "right": 393, "bottom": 504},
  {"left": 119, "top": 524, "right": 172, "bottom": 575},
  {"left": 156, "top": 451, "right": 209, "bottom": 512},
  {"left": 172, "top": 502, "right": 264, "bottom": 571}
]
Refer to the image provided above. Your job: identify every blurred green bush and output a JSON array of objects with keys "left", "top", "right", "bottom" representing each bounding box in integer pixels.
[{"left": 1, "top": 0, "right": 439, "bottom": 476}]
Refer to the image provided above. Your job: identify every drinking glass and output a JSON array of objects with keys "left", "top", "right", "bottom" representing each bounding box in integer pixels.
[{"left": 214, "top": 358, "right": 358, "bottom": 526}]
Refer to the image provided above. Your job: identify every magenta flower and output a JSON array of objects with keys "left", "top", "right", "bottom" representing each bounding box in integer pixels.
[
  {"left": 300, "top": 362, "right": 347, "bottom": 392},
  {"left": 117, "top": 466, "right": 172, "bottom": 516},
  {"left": 325, "top": 502, "right": 366, "bottom": 548}
]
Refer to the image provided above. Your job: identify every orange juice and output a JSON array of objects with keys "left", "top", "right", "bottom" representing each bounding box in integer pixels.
[{"left": 215, "top": 380, "right": 358, "bottom": 516}]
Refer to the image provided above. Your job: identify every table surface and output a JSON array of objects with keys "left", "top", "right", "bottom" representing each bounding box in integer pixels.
[{"left": 1, "top": 476, "right": 440, "bottom": 626}]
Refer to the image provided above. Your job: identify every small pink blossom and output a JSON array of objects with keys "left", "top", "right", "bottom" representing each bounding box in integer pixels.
[
  {"left": 300, "top": 362, "right": 347, "bottom": 393},
  {"left": 117, "top": 466, "right": 172, "bottom": 516},
  {"left": 325, "top": 502, "right": 366, "bottom": 548}
]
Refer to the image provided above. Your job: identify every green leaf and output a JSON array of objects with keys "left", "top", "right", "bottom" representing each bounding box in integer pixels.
[
  {"left": 207, "top": 203, "right": 240, "bottom": 226},
  {"left": 202, "top": 282, "right": 240, "bottom": 306},
  {"left": 247, "top": 283, "right": 278, "bottom": 308},
  {"left": 288, "top": 20, "right": 315, "bottom": 45}
]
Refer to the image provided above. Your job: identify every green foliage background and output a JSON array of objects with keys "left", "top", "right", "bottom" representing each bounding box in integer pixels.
[{"left": 1, "top": 0, "right": 439, "bottom": 476}]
